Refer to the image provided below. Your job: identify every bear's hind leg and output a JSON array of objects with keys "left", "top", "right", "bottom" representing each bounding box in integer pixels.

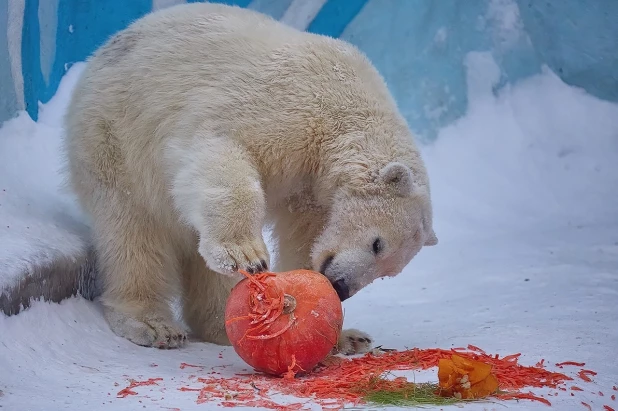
[
  {"left": 94, "top": 196, "right": 187, "bottom": 349},
  {"left": 180, "top": 252, "right": 239, "bottom": 345}
]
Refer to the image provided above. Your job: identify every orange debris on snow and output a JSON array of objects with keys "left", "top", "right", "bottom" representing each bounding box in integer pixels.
[
  {"left": 116, "top": 377, "right": 163, "bottom": 398},
  {"left": 172, "top": 345, "right": 584, "bottom": 409},
  {"left": 578, "top": 369, "right": 597, "bottom": 382},
  {"left": 115, "top": 345, "right": 605, "bottom": 410},
  {"left": 556, "top": 361, "right": 586, "bottom": 367}
]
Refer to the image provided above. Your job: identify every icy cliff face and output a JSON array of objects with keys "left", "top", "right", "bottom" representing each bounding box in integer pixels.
[{"left": 339, "top": 0, "right": 618, "bottom": 142}]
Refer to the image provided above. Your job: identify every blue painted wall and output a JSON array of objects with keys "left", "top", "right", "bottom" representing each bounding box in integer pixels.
[
  {"left": 339, "top": 0, "right": 618, "bottom": 141},
  {"left": 1, "top": 0, "right": 617, "bottom": 142},
  {"left": 23, "top": 0, "right": 154, "bottom": 117},
  {"left": 518, "top": 1, "right": 618, "bottom": 104},
  {"left": 0, "top": 3, "right": 19, "bottom": 123}
]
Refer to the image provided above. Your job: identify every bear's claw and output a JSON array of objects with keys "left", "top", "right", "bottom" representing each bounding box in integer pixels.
[{"left": 200, "top": 238, "right": 270, "bottom": 276}]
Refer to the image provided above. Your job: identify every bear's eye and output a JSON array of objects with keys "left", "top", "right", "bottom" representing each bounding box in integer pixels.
[{"left": 372, "top": 238, "right": 383, "bottom": 255}]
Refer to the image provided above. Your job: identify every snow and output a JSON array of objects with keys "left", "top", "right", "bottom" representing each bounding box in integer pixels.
[
  {"left": 0, "top": 63, "right": 90, "bottom": 292},
  {"left": 1, "top": 52, "right": 618, "bottom": 411}
]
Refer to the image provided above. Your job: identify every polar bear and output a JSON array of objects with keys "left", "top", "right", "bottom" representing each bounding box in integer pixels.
[{"left": 62, "top": 2, "right": 438, "bottom": 354}]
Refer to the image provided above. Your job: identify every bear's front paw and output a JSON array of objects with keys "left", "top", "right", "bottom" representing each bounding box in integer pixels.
[
  {"left": 199, "top": 237, "right": 270, "bottom": 276},
  {"left": 334, "top": 328, "right": 373, "bottom": 356},
  {"left": 104, "top": 308, "right": 187, "bottom": 349}
]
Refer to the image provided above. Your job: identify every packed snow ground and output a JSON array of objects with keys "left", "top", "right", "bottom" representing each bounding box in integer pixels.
[{"left": 1, "top": 53, "right": 617, "bottom": 411}]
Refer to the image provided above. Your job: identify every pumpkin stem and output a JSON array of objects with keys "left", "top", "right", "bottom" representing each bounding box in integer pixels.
[{"left": 283, "top": 294, "right": 297, "bottom": 314}]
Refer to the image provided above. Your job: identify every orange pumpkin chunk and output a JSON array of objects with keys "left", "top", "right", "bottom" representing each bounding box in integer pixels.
[{"left": 437, "top": 354, "right": 499, "bottom": 399}]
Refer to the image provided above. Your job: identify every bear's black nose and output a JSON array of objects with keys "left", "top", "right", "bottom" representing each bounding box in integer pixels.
[{"left": 331, "top": 279, "right": 350, "bottom": 301}]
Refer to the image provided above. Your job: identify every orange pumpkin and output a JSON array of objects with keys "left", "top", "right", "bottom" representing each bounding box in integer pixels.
[
  {"left": 437, "top": 354, "right": 499, "bottom": 399},
  {"left": 224, "top": 269, "right": 344, "bottom": 377}
]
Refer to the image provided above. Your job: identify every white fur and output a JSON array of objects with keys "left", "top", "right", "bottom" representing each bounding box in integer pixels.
[{"left": 62, "top": 3, "right": 437, "bottom": 353}]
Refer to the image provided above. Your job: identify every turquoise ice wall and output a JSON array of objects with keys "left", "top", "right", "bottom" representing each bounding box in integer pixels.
[{"left": 1, "top": 0, "right": 617, "bottom": 141}]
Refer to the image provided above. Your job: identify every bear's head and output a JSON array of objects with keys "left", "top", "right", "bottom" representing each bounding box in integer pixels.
[{"left": 311, "top": 161, "right": 437, "bottom": 301}]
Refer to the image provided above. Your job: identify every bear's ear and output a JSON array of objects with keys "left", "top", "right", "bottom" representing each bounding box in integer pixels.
[
  {"left": 424, "top": 229, "right": 438, "bottom": 246},
  {"left": 378, "top": 162, "right": 414, "bottom": 196}
]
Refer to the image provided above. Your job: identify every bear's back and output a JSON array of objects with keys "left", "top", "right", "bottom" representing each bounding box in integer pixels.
[
  {"left": 87, "top": 3, "right": 301, "bottom": 80},
  {"left": 66, "top": 4, "right": 302, "bottom": 150},
  {"left": 64, "top": 3, "right": 411, "bottom": 200},
  {"left": 69, "top": 2, "right": 397, "bottom": 140}
]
